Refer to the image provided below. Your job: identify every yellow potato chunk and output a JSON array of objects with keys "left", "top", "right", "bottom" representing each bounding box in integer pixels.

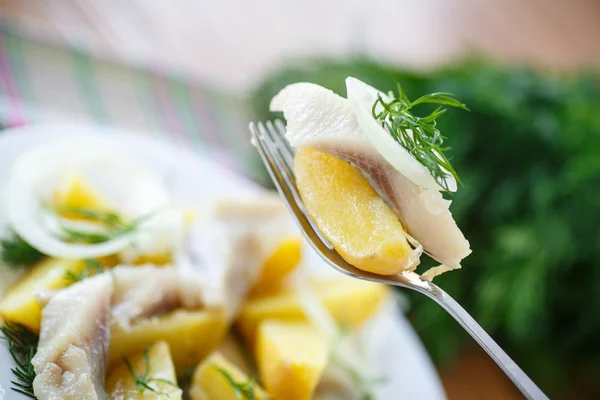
[
  {"left": 252, "top": 236, "right": 303, "bottom": 295},
  {"left": 237, "top": 276, "right": 388, "bottom": 346},
  {"left": 53, "top": 174, "right": 107, "bottom": 215},
  {"left": 0, "top": 258, "right": 84, "bottom": 332},
  {"left": 105, "top": 341, "right": 182, "bottom": 399},
  {"left": 109, "top": 309, "right": 227, "bottom": 376},
  {"left": 257, "top": 320, "right": 328, "bottom": 400},
  {"left": 294, "top": 147, "right": 415, "bottom": 275},
  {"left": 189, "top": 352, "right": 269, "bottom": 400}
]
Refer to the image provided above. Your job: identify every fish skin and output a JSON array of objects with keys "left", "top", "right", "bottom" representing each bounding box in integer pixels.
[{"left": 271, "top": 82, "right": 471, "bottom": 270}]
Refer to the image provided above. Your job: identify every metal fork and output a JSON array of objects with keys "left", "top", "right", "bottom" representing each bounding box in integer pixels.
[{"left": 250, "top": 120, "right": 549, "bottom": 400}]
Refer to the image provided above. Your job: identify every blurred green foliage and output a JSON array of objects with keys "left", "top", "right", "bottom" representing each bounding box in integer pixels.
[{"left": 250, "top": 59, "right": 600, "bottom": 396}]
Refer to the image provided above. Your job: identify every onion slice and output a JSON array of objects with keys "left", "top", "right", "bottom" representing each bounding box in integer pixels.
[
  {"left": 5, "top": 138, "right": 169, "bottom": 259},
  {"left": 345, "top": 77, "right": 457, "bottom": 192}
]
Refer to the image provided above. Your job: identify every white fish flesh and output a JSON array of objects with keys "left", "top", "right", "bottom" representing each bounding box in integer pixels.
[
  {"left": 271, "top": 82, "right": 471, "bottom": 271},
  {"left": 32, "top": 275, "right": 113, "bottom": 400},
  {"left": 110, "top": 265, "right": 181, "bottom": 328},
  {"left": 178, "top": 196, "right": 293, "bottom": 318}
]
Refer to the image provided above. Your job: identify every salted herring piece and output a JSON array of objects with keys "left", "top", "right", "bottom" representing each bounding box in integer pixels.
[{"left": 271, "top": 82, "right": 471, "bottom": 271}]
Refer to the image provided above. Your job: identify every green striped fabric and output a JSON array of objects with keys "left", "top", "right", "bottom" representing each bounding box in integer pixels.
[{"left": 0, "top": 25, "right": 267, "bottom": 183}]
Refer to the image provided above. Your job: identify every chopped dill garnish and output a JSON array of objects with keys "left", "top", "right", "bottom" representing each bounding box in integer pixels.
[
  {"left": 372, "top": 83, "right": 468, "bottom": 191},
  {"left": 124, "top": 347, "right": 179, "bottom": 397},
  {"left": 212, "top": 365, "right": 268, "bottom": 400},
  {"left": 64, "top": 259, "right": 105, "bottom": 283},
  {"left": 0, "top": 233, "right": 44, "bottom": 268},
  {"left": 0, "top": 322, "right": 39, "bottom": 398}
]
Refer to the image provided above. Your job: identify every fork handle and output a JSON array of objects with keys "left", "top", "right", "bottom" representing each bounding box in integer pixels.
[{"left": 418, "top": 282, "right": 549, "bottom": 400}]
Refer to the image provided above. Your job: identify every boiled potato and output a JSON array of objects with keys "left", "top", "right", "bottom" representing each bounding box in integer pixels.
[
  {"left": 252, "top": 236, "right": 302, "bottom": 295},
  {"left": 109, "top": 309, "right": 227, "bottom": 377},
  {"left": 53, "top": 174, "right": 106, "bottom": 213},
  {"left": 0, "top": 258, "right": 84, "bottom": 332},
  {"left": 105, "top": 341, "right": 182, "bottom": 399},
  {"left": 237, "top": 276, "right": 388, "bottom": 346},
  {"left": 189, "top": 352, "right": 269, "bottom": 400},
  {"left": 294, "top": 148, "right": 415, "bottom": 275},
  {"left": 257, "top": 320, "right": 328, "bottom": 400}
]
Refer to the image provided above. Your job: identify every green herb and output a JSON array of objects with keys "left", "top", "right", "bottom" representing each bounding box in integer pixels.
[
  {"left": 253, "top": 58, "right": 600, "bottom": 395},
  {"left": 64, "top": 259, "right": 105, "bottom": 283},
  {"left": 0, "top": 233, "right": 44, "bottom": 268},
  {"left": 59, "top": 227, "right": 112, "bottom": 244},
  {"left": 59, "top": 212, "right": 154, "bottom": 245},
  {"left": 372, "top": 83, "right": 468, "bottom": 191},
  {"left": 41, "top": 202, "right": 153, "bottom": 245},
  {"left": 53, "top": 206, "right": 124, "bottom": 229},
  {"left": 0, "top": 323, "right": 39, "bottom": 398},
  {"left": 212, "top": 365, "right": 267, "bottom": 400},
  {"left": 124, "top": 347, "right": 179, "bottom": 397}
]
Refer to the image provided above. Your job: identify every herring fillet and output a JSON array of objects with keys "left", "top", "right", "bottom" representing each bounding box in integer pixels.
[
  {"left": 110, "top": 265, "right": 181, "bottom": 328},
  {"left": 178, "top": 197, "right": 292, "bottom": 319},
  {"left": 271, "top": 82, "right": 471, "bottom": 270},
  {"left": 32, "top": 275, "right": 113, "bottom": 400}
]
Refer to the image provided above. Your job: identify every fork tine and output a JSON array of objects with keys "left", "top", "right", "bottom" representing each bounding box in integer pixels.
[
  {"left": 250, "top": 122, "right": 330, "bottom": 252},
  {"left": 259, "top": 122, "right": 305, "bottom": 213},
  {"left": 260, "top": 122, "right": 335, "bottom": 250},
  {"left": 273, "top": 119, "right": 295, "bottom": 163},
  {"left": 267, "top": 120, "right": 295, "bottom": 175}
]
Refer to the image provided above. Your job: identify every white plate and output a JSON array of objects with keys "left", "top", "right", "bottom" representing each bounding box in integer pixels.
[{"left": 0, "top": 123, "right": 446, "bottom": 400}]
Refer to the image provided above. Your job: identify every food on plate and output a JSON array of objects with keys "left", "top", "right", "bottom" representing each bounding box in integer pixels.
[
  {"left": 0, "top": 136, "right": 389, "bottom": 399},
  {"left": 109, "top": 309, "right": 227, "bottom": 375},
  {"left": 257, "top": 320, "right": 328, "bottom": 400},
  {"left": 251, "top": 235, "right": 302, "bottom": 294},
  {"left": 214, "top": 334, "right": 254, "bottom": 376},
  {"left": 105, "top": 341, "right": 183, "bottom": 400},
  {"left": 53, "top": 174, "right": 108, "bottom": 215},
  {"left": 237, "top": 276, "right": 388, "bottom": 346},
  {"left": 4, "top": 139, "right": 172, "bottom": 260},
  {"left": 271, "top": 78, "right": 471, "bottom": 278},
  {"left": 31, "top": 274, "right": 113, "bottom": 399},
  {"left": 189, "top": 352, "right": 269, "bottom": 400},
  {"left": 178, "top": 195, "right": 300, "bottom": 318},
  {"left": 0, "top": 258, "right": 83, "bottom": 332}
]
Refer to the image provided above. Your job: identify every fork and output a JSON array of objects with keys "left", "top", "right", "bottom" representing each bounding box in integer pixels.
[{"left": 250, "top": 120, "right": 549, "bottom": 400}]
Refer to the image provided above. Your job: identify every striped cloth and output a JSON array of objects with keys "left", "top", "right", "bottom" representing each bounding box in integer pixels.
[{"left": 0, "top": 24, "right": 267, "bottom": 183}]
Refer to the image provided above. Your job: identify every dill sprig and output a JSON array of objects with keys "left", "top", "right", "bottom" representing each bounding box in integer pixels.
[
  {"left": 53, "top": 206, "right": 124, "bottom": 229},
  {"left": 372, "top": 83, "right": 468, "bottom": 192},
  {"left": 64, "top": 259, "right": 105, "bottom": 283},
  {"left": 56, "top": 208, "right": 154, "bottom": 245},
  {"left": 0, "top": 322, "right": 39, "bottom": 398},
  {"left": 124, "top": 347, "right": 179, "bottom": 397},
  {"left": 212, "top": 365, "right": 268, "bottom": 400},
  {"left": 0, "top": 233, "right": 44, "bottom": 268}
]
